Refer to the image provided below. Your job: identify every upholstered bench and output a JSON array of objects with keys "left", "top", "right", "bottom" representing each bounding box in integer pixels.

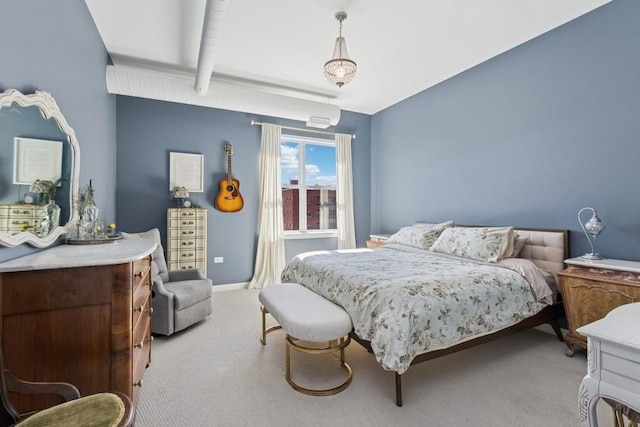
[{"left": 259, "top": 283, "right": 353, "bottom": 396}]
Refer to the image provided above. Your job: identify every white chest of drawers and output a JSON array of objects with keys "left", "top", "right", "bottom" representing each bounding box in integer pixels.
[
  {"left": 578, "top": 302, "right": 640, "bottom": 426},
  {"left": 167, "top": 208, "right": 207, "bottom": 275},
  {"left": 0, "top": 204, "right": 42, "bottom": 233}
]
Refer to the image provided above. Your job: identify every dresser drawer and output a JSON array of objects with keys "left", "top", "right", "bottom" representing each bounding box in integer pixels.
[
  {"left": 168, "top": 249, "right": 204, "bottom": 262},
  {"left": 561, "top": 275, "right": 639, "bottom": 328},
  {"left": 169, "top": 218, "right": 206, "bottom": 229},
  {"left": 169, "top": 209, "right": 206, "bottom": 219},
  {"left": 2, "top": 266, "right": 112, "bottom": 315},
  {"left": 171, "top": 237, "right": 206, "bottom": 250},
  {"left": 169, "top": 228, "right": 201, "bottom": 238},
  {"left": 132, "top": 256, "right": 151, "bottom": 290},
  {"left": 132, "top": 313, "right": 151, "bottom": 405},
  {"left": 170, "top": 261, "right": 203, "bottom": 271},
  {"left": 133, "top": 283, "right": 151, "bottom": 331},
  {"left": 6, "top": 205, "right": 40, "bottom": 217},
  {"left": 558, "top": 262, "right": 640, "bottom": 356}
]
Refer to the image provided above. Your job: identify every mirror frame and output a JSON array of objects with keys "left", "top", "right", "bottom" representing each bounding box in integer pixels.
[{"left": 0, "top": 89, "right": 80, "bottom": 248}]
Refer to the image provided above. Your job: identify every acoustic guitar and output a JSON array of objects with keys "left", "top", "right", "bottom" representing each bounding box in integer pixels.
[{"left": 215, "top": 143, "right": 244, "bottom": 212}]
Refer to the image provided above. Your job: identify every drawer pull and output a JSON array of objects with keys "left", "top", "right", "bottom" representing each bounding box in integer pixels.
[
  {"left": 134, "top": 305, "right": 143, "bottom": 313},
  {"left": 134, "top": 340, "right": 144, "bottom": 349},
  {"left": 134, "top": 271, "right": 143, "bottom": 278},
  {"left": 149, "top": 307, "right": 154, "bottom": 316},
  {"left": 133, "top": 379, "right": 144, "bottom": 387}
]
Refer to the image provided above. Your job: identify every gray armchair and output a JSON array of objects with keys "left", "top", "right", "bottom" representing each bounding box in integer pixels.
[{"left": 121, "top": 228, "right": 212, "bottom": 336}]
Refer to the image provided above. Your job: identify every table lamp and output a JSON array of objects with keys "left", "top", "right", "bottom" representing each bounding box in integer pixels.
[{"left": 578, "top": 207, "right": 605, "bottom": 260}]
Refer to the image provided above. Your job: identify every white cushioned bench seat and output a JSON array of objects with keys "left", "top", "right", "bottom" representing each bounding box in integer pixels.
[
  {"left": 259, "top": 283, "right": 352, "bottom": 342},
  {"left": 258, "top": 283, "right": 353, "bottom": 396}
]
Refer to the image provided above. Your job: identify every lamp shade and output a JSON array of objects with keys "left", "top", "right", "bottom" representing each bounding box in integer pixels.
[
  {"left": 323, "top": 37, "right": 357, "bottom": 87},
  {"left": 170, "top": 186, "right": 189, "bottom": 199},
  {"left": 324, "top": 11, "right": 357, "bottom": 88}
]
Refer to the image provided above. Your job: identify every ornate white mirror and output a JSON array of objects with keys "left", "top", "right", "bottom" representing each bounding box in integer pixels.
[{"left": 0, "top": 89, "right": 80, "bottom": 247}]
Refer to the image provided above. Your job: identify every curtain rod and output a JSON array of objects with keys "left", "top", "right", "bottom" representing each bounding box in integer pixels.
[{"left": 250, "top": 120, "right": 356, "bottom": 139}]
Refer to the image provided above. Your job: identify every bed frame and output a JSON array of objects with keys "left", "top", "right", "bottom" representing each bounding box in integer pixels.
[{"left": 349, "top": 227, "right": 569, "bottom": 407}]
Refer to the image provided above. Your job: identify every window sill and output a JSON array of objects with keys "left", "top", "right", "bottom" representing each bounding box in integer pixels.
[{"left": 284, "top": 231, "right": 337, "bottom": 240}]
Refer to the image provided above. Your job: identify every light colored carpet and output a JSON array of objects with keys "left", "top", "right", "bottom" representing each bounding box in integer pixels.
[{"left": 137, "top": 289, "right": 613, "bottom": 426}]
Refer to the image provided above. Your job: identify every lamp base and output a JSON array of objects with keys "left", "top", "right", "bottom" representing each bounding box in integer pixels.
[{"left": 582, "top": 252, "right": 603, "bottom": 260}]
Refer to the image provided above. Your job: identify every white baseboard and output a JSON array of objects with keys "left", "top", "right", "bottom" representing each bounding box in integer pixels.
[{"left": 212, "top": 282, "right": 249, "bottom": 292}]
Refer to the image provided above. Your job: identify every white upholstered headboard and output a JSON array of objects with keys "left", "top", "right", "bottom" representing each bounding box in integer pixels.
[{"left": 514, "top": 228, "right": 569, "bottom": 275}]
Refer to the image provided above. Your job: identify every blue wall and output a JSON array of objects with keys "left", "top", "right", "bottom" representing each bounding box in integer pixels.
[
  {"left": 371, "top": 0, "right": 640, "bottom": 261},
  {"left": 116, "top": 97, "right": 371, "bottom": 285},
  {"left": 3, "top": 0, "right": 638, "bottom": 270},
  {"left": 0, "top": 0, "right": 115, "bottom": 262}
]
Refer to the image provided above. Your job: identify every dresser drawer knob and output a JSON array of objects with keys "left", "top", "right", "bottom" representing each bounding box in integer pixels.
[
  {"left": 134, "top": 340, "right": 144, "bottom": 349},
  {"left": 133, "top": 379, "right": 144, "bottom": 387},
  {"left": 134, "top": 305, "right": 143, "bottom": 313},
  {"left": 134, "top": 271, "right": 143, "bottom": 278}
]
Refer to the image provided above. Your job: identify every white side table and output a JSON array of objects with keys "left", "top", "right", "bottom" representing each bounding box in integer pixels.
[{"left": 577, "top": 302, "right": 640, "bottom": 426}]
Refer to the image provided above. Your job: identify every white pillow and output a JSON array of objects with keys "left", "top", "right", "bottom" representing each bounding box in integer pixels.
[
  {"left": 429, "top": 226, "right": 514, "bottom": 262},
  {"left": 509, "top": 233, "right": 529, "bottom": 258},
  {"left": 386, "top": 221, "right": 453, "bottom": 250}
]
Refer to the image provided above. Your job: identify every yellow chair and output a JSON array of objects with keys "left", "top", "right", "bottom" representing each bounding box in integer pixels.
[{"left": 0, "top": 347, "right": 134, "bottom": 427}]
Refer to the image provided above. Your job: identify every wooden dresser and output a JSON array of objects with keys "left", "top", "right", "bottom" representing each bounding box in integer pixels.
[
  {"left": 167, "top": 207, "right": 207, "bottom": 275},
  {"left": 558, "top": 257, "right": 640, "bottom": 356},
  {"left": 0, "top": 239, "right": 156, "bottom": 414}
]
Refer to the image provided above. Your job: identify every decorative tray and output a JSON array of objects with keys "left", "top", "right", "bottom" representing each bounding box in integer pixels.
[{"left": 66, "top": 235, "right": 122, "bottom": 245}]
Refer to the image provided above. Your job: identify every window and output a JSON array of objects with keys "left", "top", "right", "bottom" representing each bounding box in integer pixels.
[{"left": 281, "top": 135, "right": 336, "bottom": 237}]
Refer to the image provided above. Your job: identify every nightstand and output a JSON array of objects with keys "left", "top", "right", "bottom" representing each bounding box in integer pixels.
[
  {"left": 366, "top": 234, "right": 390, "bottom": 249},
  {"left": 558, "top": 257, "right": 640, "bottom": 356}
]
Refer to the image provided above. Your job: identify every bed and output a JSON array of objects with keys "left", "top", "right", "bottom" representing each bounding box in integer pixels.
[{"left": 281, "top": 224, "right": 569, "bottom": 406}]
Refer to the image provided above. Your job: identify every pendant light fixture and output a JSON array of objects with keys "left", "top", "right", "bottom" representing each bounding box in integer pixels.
[{"left": 323, "top": 11, "right": 357, "bottom": 88}]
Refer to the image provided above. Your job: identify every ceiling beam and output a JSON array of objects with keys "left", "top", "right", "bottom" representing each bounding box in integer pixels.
[{"left": 194, "top": 0, "right": 232, "bottom": 95}]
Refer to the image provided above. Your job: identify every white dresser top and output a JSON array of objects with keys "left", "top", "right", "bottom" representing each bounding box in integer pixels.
[
  {"left": 0, "top": 239, "right": 157, "bottom": 273},
  {"left": 577, "top": 302, "right": 640, "bottom": 350},
  {"left": 565, "top": 257, "right": 640, "bottom": 274}
]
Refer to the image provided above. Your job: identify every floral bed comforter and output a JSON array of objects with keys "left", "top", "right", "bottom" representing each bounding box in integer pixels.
[{"left": 280, "top": 245, "right": 549, "bottom": 375}]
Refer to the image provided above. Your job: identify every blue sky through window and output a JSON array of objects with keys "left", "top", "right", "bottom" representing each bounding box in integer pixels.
[{"left": 281, "top": 140, "right": 336, "bottom": 188}]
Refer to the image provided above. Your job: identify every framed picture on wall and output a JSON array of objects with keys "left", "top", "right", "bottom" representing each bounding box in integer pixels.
[
  {"left": 13, "top": 137, "right": 63, "bottom": 185},
  {"left": 169, "top": 152, "right": 204, "bottom": 192}
]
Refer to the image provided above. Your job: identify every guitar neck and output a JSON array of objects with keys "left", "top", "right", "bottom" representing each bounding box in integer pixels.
[{"left": 227, "top": 153, "right": 232, "bottom": 181}]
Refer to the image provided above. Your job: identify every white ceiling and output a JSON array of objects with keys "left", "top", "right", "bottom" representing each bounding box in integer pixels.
[{"left": 85, "top": 0, "right": 610, "bottom": 115}]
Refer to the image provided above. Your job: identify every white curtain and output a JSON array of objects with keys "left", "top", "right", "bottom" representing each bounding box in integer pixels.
[
  {"left": 248, "top": 124, "right": 285, "bottom": 289},
  {"left": 335, "top": 133, "right": 356, "bottom": 249}
]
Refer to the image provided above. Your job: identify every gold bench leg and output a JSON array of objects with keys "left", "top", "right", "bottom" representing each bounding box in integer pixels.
[
  {"left": 285, "top": 334, "right": 352, "bottom": 396},
  {"left": 260, "top": 305, "right": 282, "bottom": 345}
]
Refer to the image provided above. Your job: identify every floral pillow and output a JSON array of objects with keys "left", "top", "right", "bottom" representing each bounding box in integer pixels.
[
  {"left": 386, "top": 221, "right": 453, "bottom": 250},
  {"left": 429, "top": 226, "right": 514, "bottom": 262}
]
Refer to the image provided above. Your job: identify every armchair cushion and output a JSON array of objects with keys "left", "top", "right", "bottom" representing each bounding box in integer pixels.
[
  {"left": 166, "top": 280, "right": 213, "bottom": 310},
  {"left": 122, "top": 228, "right": 212, "bottom": 336},
  {"left": 17, "top": 393, "right": 130, "bottom": 427}
]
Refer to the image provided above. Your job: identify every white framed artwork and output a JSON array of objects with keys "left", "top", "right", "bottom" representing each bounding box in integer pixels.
[
  {"left": 169, "top": 152, "right": 204, "bottom": 192},
  {"left": 13, "top": 137, "right": 64, "bottom": 185}
]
